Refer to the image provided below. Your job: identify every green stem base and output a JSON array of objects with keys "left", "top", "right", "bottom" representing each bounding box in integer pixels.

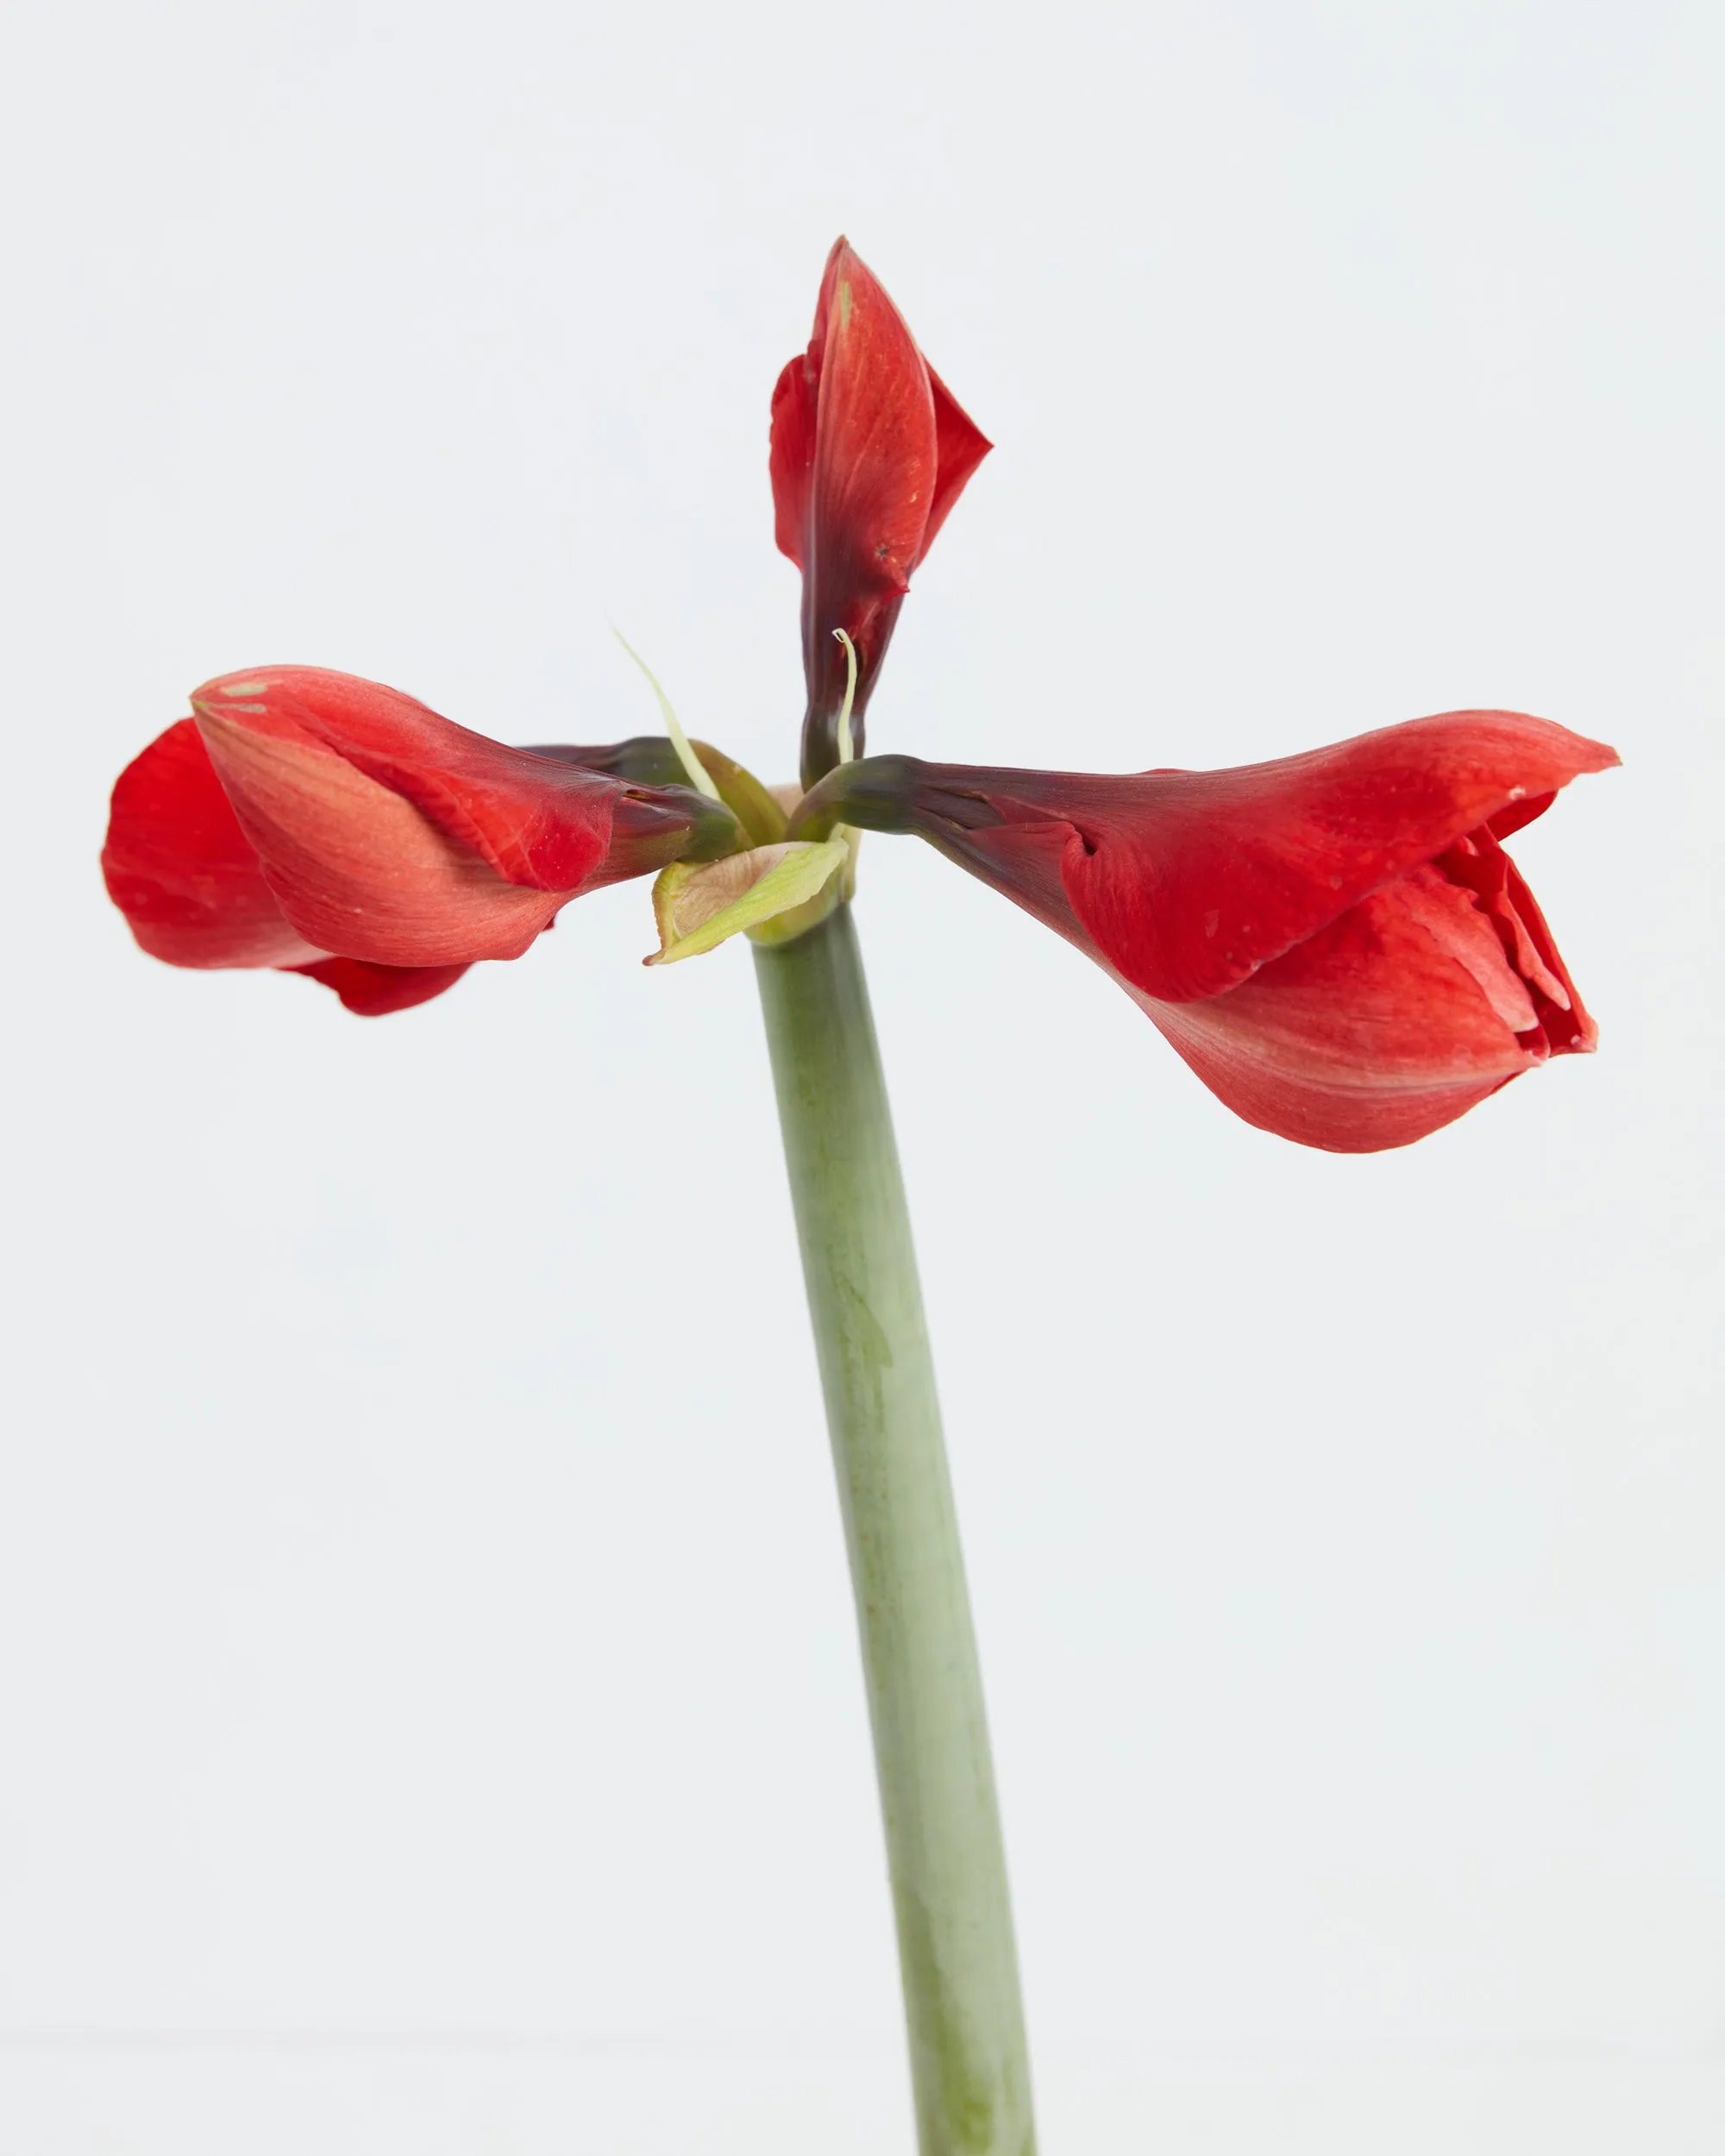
[{"left": 753, "top": 906, "right": 1035, "bottom": 2156}]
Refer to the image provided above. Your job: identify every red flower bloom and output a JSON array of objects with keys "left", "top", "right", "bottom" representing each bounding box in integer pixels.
[
  {"left": 103, "top": 668, "right": 737, "bottom": 1013},
  {"left": 770, "top": 237, "right": 991, "bottom": 785},
  {"left": 101, "top": 238, "right": 1618, "bottom": 1152},
  {"left": 800, "top": 711, "right": 1618, "bottom": 1151}
]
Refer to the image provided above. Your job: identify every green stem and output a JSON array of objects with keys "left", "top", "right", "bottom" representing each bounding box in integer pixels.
[{"left": 752, "top": 905, "right": 1036, "bottom": 2156}]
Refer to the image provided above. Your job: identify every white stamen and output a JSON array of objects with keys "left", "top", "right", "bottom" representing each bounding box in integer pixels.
[{"left": 833, "top": 628, "right": 858, "bottom": 765}]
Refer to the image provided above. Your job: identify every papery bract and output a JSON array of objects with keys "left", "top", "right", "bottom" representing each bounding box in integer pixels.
[
  {"left": 806, "top": 711, "right": 1617, "bottom": 1151},
  {"left": 770, "top": 238, "right": 990, "bottom": 785}
]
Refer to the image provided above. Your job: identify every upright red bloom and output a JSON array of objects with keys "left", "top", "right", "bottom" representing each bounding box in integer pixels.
[
  {"left": 103, "top": 667, "right": 738, "bottom": 1012},
  {"left": 770, "top": 238, "right": 991, "bottom": 786},
  {"left": 803, "top": 711, "right": 1617, "bottom": 1151}
]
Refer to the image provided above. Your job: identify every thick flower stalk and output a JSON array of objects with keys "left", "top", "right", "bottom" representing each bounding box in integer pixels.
[{"left": 100, "top": 235, "right": 1617, "bottom": 2156}]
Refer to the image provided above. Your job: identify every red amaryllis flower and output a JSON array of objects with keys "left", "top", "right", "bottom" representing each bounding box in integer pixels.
[
  {"left": 103, "top": 667, "right": 738, "bottom": 1013},
  {"left": 97, "top": 234, "right": 1624, "bottom": 2155},
  {"left": 800, "top": 711, "right": 1617, "bottom": 1151},
  {"left": 101, "top": 236, "right": 1616, "bottom": 1156},
  {"left": 770, "top": 237, "right": 992, "bottom": 785}
]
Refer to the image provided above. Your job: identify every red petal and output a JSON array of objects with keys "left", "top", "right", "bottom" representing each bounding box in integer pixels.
[
  {"left": 826, "top": 726, "right": 1611, "bottom": 1154},
  {"left": 102, "top": 719, "right": 323, "bottom": 968},
  {"left": 779, "top": 243, "right": 989, "bottom": 782},
  {"left": 1486, "top": 788, "right": 1557, "bottom": 840},
  {"left": 1141, "top": 874, "right": 1543, "bottom": 1152},
  {"left": 1501, "top": 849, "right": 1593, "bottom": 1055},
  {"left": 1435, "top": 824, "right": 1596, "bottom": 1056},
  {"left": 919, "top": 818, "right": 1546, "bottom": 1150},
  {"left": 927, "top": 818, "right": 1090, "bottom": 949},
  {"left": 772, "top": 276, "right": 988, "bottom": 580},
  {"left": 183, "top": 667, "right": 728, "bottom": 969},
  {"left": 794, "top": 242, "right": 939, "bottom": 745},
  {"left": 919, "top": 361, "right": 992, "bottom": 563},
  {"left": 191, "top": 668, "right": 706, "bottom": 896},
  {"left": 769, "top": 348, "right": 819, "bottom": 570},
  {"left": 193, "top": 702, "right": 567, "bottom": 967},
  {"left": 944, "top": 711, "right": 1616, "bottom": 1002},
  {"left": 290, "top": 956, "right": 472, "bottom": 1015},
  {"left": 807, "top": 240, "right": 938, "bottom": 610}
]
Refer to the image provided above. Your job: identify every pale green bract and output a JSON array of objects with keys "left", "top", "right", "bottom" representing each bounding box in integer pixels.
[{"left": 649, "top": 837, "right": 852, "bottom": 964}]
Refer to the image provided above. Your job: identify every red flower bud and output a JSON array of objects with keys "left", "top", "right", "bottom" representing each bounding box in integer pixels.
[
  {"left": 771, "top": 238, "right": 990, "bottom": 786},
  {"left": 103, "top": 670, "right": 739, "bottom": 1012},
  {"left": 806, "top": 711, "right": 1617, "bottom": 1152}
]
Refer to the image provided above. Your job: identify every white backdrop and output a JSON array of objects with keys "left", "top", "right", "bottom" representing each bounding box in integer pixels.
[{"left": 2, "top": 2, "right": 1720, "bottom": 2150}]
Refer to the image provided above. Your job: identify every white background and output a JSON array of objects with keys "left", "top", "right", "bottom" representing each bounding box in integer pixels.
[{"left": 3, "top": 2, "right": 1721, "bottom": 2149}]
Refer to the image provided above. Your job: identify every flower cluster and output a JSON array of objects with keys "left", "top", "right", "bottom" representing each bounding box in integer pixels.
[{"left": 104, "top": 238, "right": 1615, "bottom": 1149}]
